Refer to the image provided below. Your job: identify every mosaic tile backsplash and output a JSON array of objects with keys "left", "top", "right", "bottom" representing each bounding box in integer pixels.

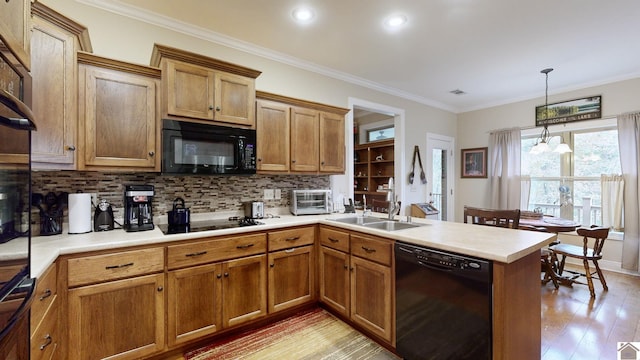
[{"left": 32, "top": 171, "right": 330, "bottom": 220}]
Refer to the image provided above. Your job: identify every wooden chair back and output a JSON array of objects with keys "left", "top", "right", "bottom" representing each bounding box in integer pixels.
[
  {"left": 463, "top": 206, "right": 521, "bottom": 229},
  {"left": 576, "top": 226, "right": 610, "bottom": 259}
]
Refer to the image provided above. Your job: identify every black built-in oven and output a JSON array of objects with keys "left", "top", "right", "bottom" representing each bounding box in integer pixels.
[
  {"left": 162, "top": 119, "right": 256, "bottom": 175},
  {"left": 0, "top": 52, "right": 37, "bottom": 345}
]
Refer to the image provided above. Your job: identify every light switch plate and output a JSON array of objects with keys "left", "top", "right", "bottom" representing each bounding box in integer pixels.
[
  {"left": 274, "top": 189, "right": 281, "bottom": 200},
  {"left": 264, "top": 189, "right": 275, "bottom": 200}
]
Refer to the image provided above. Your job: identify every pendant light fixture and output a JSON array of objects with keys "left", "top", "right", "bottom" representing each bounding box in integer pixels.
[{"left": 530, "top": 68, "right": 572, "bottom": 154}]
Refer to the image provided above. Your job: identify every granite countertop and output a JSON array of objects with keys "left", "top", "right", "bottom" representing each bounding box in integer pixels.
[{"left": 30, "top": 212, "right": 556, "bottom": 277}]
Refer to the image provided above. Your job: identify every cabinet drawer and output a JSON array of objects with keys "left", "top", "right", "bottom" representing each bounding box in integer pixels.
[
  {"left": 30, "top": 297, "right": 58, "bottom": 360},
  {"left": 319, "top": 226, "right": 350, "bottom": 252},
  {"left": 268, "top": 226, "right": 315, "bottom": 251},
  {"left": 350, "top": 233, "right": 392, "bottom": 266},
  {"left": 31, "top": 262, "right": 56, "bottom": 332},
  {"left": 168, "top": 233, "right": 266, "bottom": 270},
  {"left": 67, "top": 247, "right": 164, "bottom": 287}
]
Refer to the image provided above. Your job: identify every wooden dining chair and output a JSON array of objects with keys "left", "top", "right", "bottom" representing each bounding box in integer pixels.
[
  {"left": 552, "top": 226, "right": 610, "bottom": 298},
  {"left": 463, "top": 206, "right": 521, "bottom": 229},
  {"left": 519, "top": 224, "right": 560, "bottom": 289}
]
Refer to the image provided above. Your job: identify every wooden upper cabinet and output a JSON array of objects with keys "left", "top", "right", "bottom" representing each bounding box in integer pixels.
[
  {"left": 151, "top": 44, "right": 261, "bottom": 128},
  {"left": 256, "top": 91, "right": 349, "bottom": 175},
  {"left": 31, "top": 3, "right": 92, "bottom": 169},
  {"left": 256, "top": 99, "right": 290, "bottom": 171},
  {"left": 319, "top": 111, "right": 345, "bottom": 173},
  {"left": 0, "top": 0, "right": 31, "bottom": 70},
  {"left": 77, "top": 52, "right": 161, "bottom": 171}
]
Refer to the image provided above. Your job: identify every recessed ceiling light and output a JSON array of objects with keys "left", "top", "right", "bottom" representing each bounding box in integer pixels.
[
  {"left": 292, "top": 7, "right": 315, "bottom": 22},
  {"left": 385, "top": 14, "right": 407, "bottom": 28}
]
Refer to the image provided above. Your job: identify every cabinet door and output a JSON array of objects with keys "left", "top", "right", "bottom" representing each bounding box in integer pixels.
[
  {"left": 222, "top": 254, "right": 267, "bottom": 328},
  {"left": 319, "top": 111, "right": 345, "bottom": 173},
  {"left": 350, "top": 256, "right": 392, "bottom": 342},
  {"left": 290, "top": 106, "right": 319, "bottom": 172},
  {"left": 256, "top": 100, "right": 290, "bottom": 172},
  {"left": 319, "top": 246, "right": 350, "bottom": 317},
  {"left": 167, "top": 263, "right": 222, "bottom": 346},
  {"left": 0, "top": 0, "right": 30, "bottom": 70},
  {"left": 214, "top": 72, "right": 255, "bottom": 127},
  {"left": 268, "top": 245, "right": 315, "bottom": 313},
  {"left": 31, "top": 16, "right": 77, "bottom": 168},
  {"left": 67, "top": 274, "right": 165, "bottom": 360},
  {"left": 165, "top": 60, "right": 214, "bottom": 120},
  {"left": 79, "top": 65, "right": 159, "bottom": 170}
]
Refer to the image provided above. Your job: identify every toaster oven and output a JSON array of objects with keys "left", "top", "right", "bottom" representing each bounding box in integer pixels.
[{"left": 290, "top": 190, "right": 332, "bottom": 215}]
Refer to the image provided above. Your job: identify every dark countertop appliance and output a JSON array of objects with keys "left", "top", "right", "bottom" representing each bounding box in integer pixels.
[
  {"left": 162, "top": 119, "right": 256, "bottom": 175},
  {"left": 123, "top": 185, "right": 154, "bottom": 232},
  {"left": 395, "top": 242, "right": 493, "bottom": 360},
  {"left": 94, "top": 199, "right": 115, "bottom": 231},
  {"left": 167, "top": 197, "right": 190, "bottom": 226},
  {"left": 159, "top": 216, "right": 263, "bottom": 235}
]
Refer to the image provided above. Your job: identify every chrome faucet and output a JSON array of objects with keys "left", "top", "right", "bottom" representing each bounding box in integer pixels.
[
  {"left": 362, "top": 194, "right": 371, "bottom": 217},
  {"left": 387, "top": 177, "right": 400, "bottom": 220}
]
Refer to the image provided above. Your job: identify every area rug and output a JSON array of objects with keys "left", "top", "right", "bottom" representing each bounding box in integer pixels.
[{"left": 184, "top": 308, "right": 400, "bottom": 360}]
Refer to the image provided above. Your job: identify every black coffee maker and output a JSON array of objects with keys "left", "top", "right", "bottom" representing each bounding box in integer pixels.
[{"left": 123, "top": 185, "right": 154, "bottom": 232}]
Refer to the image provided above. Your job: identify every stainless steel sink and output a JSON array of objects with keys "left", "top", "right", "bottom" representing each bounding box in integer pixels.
[
  {"left": 362, "top": 221, "right": 423, "bottom": 231},
  {"left": 328, "top": 216, "right": 386, "bottom": 225}
]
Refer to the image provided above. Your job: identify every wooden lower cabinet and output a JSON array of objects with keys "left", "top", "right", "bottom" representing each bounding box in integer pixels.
[
  {"left": 318, "top": 226, "right": 393, "bottom": 343},
  {"left": 167, "top": 263, "right": 222, "bottom": 346},
  {"left": 319, "top": 246, "right": 350, "bottom": 317},
  {"left": 268, "top": 245, "right": 315, "bottom": 313},
  {"left": 67, "top": 274, "right": 165, "bottom": 360},
  {"left": 167, "top": 254, "right": 267, "bottom": 346}
]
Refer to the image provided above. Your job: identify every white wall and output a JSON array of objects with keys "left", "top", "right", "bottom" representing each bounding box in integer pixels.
[{"left": 42, "top": 0, "right": 458, "bottom": 211}]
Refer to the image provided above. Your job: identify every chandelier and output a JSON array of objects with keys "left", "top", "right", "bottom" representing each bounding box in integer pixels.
[{"left": 530, "top": 68, "right": 572, "bottom": 154}]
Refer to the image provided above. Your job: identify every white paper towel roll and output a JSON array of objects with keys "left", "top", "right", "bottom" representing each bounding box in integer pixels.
[{"left": 68, "top": 193, "right": 92, "bottom": 234}]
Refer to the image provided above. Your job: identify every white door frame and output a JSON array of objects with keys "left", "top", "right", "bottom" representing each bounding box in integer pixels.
[
  {"left": 426, "top": 133, "right": 455, "bottom": 221},
  {"left": 330, "top": 97, "right": 405, "bottom": 212}
]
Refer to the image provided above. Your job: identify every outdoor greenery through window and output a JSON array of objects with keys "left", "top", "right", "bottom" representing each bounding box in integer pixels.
[{"left": 521, "top": 128, "right": 621, "bottom": 226}]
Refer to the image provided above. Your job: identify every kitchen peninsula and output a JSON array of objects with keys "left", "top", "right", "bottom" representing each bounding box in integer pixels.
[{"left": 30, "top": 213, "right": 555, "bottom": 360}]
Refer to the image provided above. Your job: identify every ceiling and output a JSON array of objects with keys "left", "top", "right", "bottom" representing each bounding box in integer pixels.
[{"left": 97, "top": 0, "right": 640, "bottom": 113}]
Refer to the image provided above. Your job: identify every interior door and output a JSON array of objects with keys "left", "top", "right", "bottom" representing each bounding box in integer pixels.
[{"left": 426, "top": 133, "right": 454, "bottom": 221}]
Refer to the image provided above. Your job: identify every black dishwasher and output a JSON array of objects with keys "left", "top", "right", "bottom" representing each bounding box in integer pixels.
[{"left": 395, "top": 242, "right": 492, "bottom": 360}]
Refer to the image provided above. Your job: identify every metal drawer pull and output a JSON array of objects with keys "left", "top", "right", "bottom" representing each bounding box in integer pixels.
[
  {"left": 285, "top": 248, "right": 295, "bottom": 253},
  {"left": 39, "top": 289, "right": 52, "bottom": 301},
  {"left": 186, "top": 251, "right": 207, "bottom": 257},
  {"left": 328, "top": 237, "right": 339, "bottom": 243},
  {"left": 362, "top": 246, "right": 377, "bottom": 253},
  {"left": 40, "top": 334, "right": 52, "bottom": 350},
  {"left": 105, "top": 262, "right": 134, "bottom": 270},
  {"left": 285, "top": 236, "right": 300, "bottom": 241},
  {"left": 236, "top": 244, "right": 254, "bottom": 249}
]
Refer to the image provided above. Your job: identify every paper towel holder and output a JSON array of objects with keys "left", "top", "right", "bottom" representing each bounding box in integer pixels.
[{"left": 68, "top": 192, "right": 93, "bottom": 234}]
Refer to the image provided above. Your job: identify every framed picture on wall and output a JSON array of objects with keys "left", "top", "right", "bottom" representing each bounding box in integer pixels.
[{"left": 461, "top": 147, "right": 487, "bottom": 178}]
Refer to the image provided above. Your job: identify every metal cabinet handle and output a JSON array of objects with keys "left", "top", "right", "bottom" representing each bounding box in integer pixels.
[
  {"left": 186, "top": 251, "right": 207, "bottom": 257},
  {"left": 40, "top": 334, "right": 52, "bottom": 351},
  {"left": 39, "top": 289, "right": 52, "bottom": 301},
  {"left": 149, "top": 151, "right": 155, "bottom": 156},
  {"left": 285, "top": 236, "right": 300, "bottom": 241},
  {"left": 236, "top": 244, "right": 254, "bottom": 249},
  {"left": 67, "top": 145, "right": 76, "bottom": 151},
  {"left": 270, "top": 263, "right": 275, "bottom": 268},
  {"left": 321, "top": 161, "right": 325, "bottom": 165},
  {"left": 209, "top": 105, "right": 214, "bottom": 110},
  {"left": 105, "top": 262, "right": 134, "bottom": 270},
  {"left": 224, "top": 272, "right": 229, "bottom": 277},
  {"left": 285, "top": 248, "right": 295, "bottom": 253},
  {"left": 328, "top": 238, "right": 339, "bottom": 243},
  {"left": 157, "top": 286, "right": 163, "bottom": 292},
  {"left": 215, "top": 106, "right": 221, "bottom": 111},
  {"left": 217, "top": 274, "right": 222, "bottom": 279},
  {"left": 292, "top": 159, "right": 296, "bottom": 163},
  {"left": 343, "top": 264, "right": 348, "bottom": 269},
  {"left": 362, "top": 246, "right": 376, "bottom": 253}
]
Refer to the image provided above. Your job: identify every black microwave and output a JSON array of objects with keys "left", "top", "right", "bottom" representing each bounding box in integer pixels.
[{"left": 162, "top": 120, "right": 257, "bottom": 175}]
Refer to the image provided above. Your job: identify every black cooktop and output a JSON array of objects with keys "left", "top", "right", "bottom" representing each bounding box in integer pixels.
[{"left": 159, "top": 217, "right": 264, "bottom": 235}]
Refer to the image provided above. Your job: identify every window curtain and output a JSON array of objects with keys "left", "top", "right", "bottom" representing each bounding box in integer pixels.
[
  {"left": 601, "top": 174, "right": 624, "bottom": 231},
  {"left": 489, "top": 128, "right": 521, "bottom": 209},
  {"left": 617, "top": 112, "right": 640, "bottom": 271},
  {"left": 521, "top": 175, "right": 531, "bottom": 210}
]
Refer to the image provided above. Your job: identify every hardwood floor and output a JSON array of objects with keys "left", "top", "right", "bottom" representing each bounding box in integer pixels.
[{"left": 541, "top": 265, "right": 640, "bottom": 360}]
